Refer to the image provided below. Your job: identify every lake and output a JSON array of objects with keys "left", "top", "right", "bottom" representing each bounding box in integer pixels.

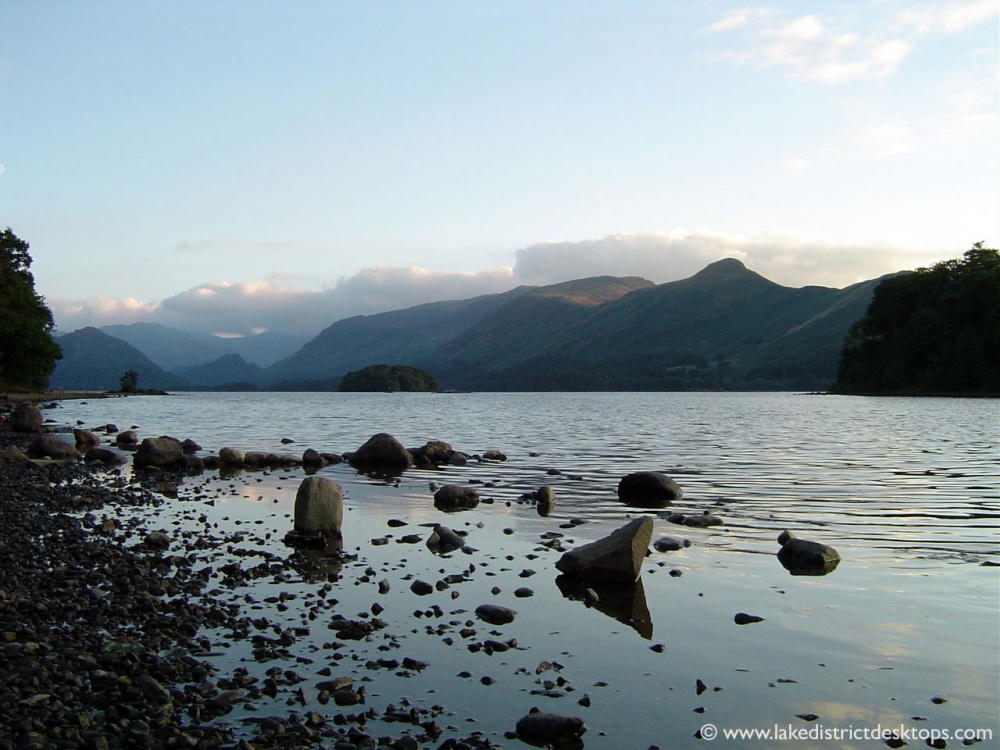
[{"left": 55, "top": 391, "right": 999, "bottom": 748}]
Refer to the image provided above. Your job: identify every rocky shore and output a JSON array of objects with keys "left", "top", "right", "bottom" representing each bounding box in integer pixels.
[{"left": 0, "top": 421, "right": 504, "bottom": 750}]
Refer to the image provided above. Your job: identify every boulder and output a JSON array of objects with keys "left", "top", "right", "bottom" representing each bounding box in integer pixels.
[
  {"left": 777, "top": 530, "right": 841, "bottom": 576},
  {"left": 115, "top": 430, "right": 139, "bottom": 447},
  {"left": 426, "top": 525, "right": 465, "bottom": 554},
  {"left": 481, "top": 450, "right": 507, "bottom": 461},
  {"left": 134, "top": 437, "right": 184, "bottom": 469},
  {"left": 617, "top": 471, "right": 682, "bottom": 507},
  {"left": 433, "top": 484, "right": 480, "bottom": 511},
  {"left": 26, "top": 435, "right": 79, "bottom": 460},
  {"left": 0, "top": 445, "right": 29, "bottom": 461},
  {"left": 302, "top": 448, "right": 325, "bottom": 467},
  {"left": 515, "top": 710, "right": 586, "bottom": 746},
  {"left": 653, "top": 536, "right": 687, "bottom": 552},
  {"left": 349, "top": 433, "right": 412, "bottom": 471},
  {"left": 293, "top": 477, "right": 344, "bottom": 534},
  {"left": 475, "top": 604, "right": 517, "bottom": 625},
  {"left": 555, "top": 516, "right": 653, "bottom": 582},
  {"left": 410, "top": 440, "right": 454, "bottom": 466},
  {"left": 219, "top": 447, "right": 245, "bottom": 466},
  {"left": 11, "top": 404, "right": 43, "bottom": 433},
  {"left": 180, "top": 438, "right": 201, "bottom": 454},
  {"left": 85, "top": 447, "right": 128, "bottom": 465},
  {"left": 73, "top": 429, "right": 101, "bottom": 450},
  {"left": 537, "top": 486, "right": 556, "bottom": 508}
]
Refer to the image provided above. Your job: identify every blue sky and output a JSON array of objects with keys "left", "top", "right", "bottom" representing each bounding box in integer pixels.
[{"left": 3, "top": 0, "right": 997, "bottom": 336}]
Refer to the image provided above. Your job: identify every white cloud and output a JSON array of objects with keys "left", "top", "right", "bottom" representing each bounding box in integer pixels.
[
  {"left": 706, "top": 8, "right": 775, "bottom": 32},
  {"left": 896, "top": 0, "right": 999, "bottom": 34},
  {"left": 709, "top": 9, "right": 912, "bottom": 83}
]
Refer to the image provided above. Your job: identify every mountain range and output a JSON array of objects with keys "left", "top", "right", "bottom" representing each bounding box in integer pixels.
[{"left": 49, "top": 259, "right": 890, "bottom": 392}]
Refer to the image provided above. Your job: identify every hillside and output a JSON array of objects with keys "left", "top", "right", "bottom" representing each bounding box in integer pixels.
[
  {"left": 175, "top": 353, "right": 263, "bottom": 389},
  {"left": 432, "top": 259, "right": 880, "bottom": 391},
  {"left": 50, "top": 327, "right": 188, "bottom": 391},
  {"left": 262, "top": 286, "right": 534, "bottom": 386}
]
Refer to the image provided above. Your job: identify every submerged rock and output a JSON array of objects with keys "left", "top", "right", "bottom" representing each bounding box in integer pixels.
[
  {"left": 555, "top": 516, "right": 653, "bottom": 582},
  {"left": 777, "top": 530, "right": 841, "bottom": 576},
  {"left": 617, "top": 471, "right": 682, "bottom": 508}
]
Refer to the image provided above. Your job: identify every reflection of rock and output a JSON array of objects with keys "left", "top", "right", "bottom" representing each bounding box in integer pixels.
[
  {"left": 515, "top": 709, "right": 586, "bottom": 748},
  {"left": 777, "top": 530, "right": 840, "bottom": 576},
  {"left": 556, "top": 574, "right": 653, "bottom": 640},
  {"left": 555, "top": 517, "right": 652, "bottom": 582},
  {"left": 617, "top": 471, "right": 682, "bottom": 507},
  {"left": 287, "top": 537, "right": 345, "bottom": 582}
]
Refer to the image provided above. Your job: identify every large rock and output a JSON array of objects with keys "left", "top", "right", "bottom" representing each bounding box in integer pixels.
[
  {"left": 617, "top": 471, "right": 683, "bottom": 507},
  {"left": 293, "top": 476, "right": 344, "bottom": 534},
  {"left": 85, "top": 447, "right": 128, "bottom": 465},
  {"left": 219, "top": 447, "right": 246, "bottom": 465},
  {"left": 134, "top": 437, "right": 184, "bottom": 469},
  {"left": 777, "top": 530, "right": 841, "bottom": 576},
  {"left": 433, "top": 484, "right": 480, "bottom": 511},
  {"left": 555, "top": 516, "right": 653, "bottom": 582},
  {"left": 11, "top": 404, "right": 43, "bottom": 433},
  {"left": 349, "top": 433, "right": 412, "bottom": 471},
  {"left": 74, "top": 428, "right": 101, "bottom": 450},
  {"left": 515, "top": 710, "right": 586, "bottom": 746},
  {"left": 115, "top": 430, "right": 139, "bottom": 447},
  {"left": 26, "top": 435, "right": 79, "bottom": 460}
]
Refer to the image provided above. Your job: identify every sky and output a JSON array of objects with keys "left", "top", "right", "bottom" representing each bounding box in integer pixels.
[{"left": 3, "top": 0, "right": 998, "bottom": 337}]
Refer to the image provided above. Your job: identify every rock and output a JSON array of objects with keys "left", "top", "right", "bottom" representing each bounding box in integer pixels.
[
  {"left": 11, "top": 404, "right": 43, "bottom": 432},
  {"left": 555, "top": 516, "right": 654, "bottom": 582},
  {"left": 617, "top": 471, "right": 682, "bottom": 507},
  {"left": 515, "top": 710, "right": 586, "bottom": 746},
  {"left": 73, "top": 429, "right": 101, "bottom": 450},
  {"left": 302, "top": 448, "right": 325, "bottom": 467},
  {"left": 104, "top": 423, "right": 119, "bottom": 434},
  {"left": 653, "top": 536, "right": 686, "bottom": 552},
  {"left": 0, "top": 445, "right": 29, "bottom": 461},
  {"left": 426, "top": 525, "right": 464, "bottom": 554},
  {"left": 681, "top": 512, "right": 723, "bottom": 528},
  {"left": 410, "top": 440, "right": 454, "bottom": 466},
  {"left": 293, "top": 477, "right": 343, "bottom": 534},
  {"left": 410, "top": 580, "right": 434, "bottom": 596},
  {"left": 349, "top": 433, "right": 412, "bottom": 471},
  {"left": 475, "top": 604, "right": 517, "bottom": 625},
  {"left": 134, "top": 437, "right": 184, "bottom": 469},
  {"left": 115, "top": 430, "right": 139, "bottom": 446},
  {"left": 537, "top": 486, "right": 556, "bottom": 508},
  {"left": 777, "top": 531, "right": 841, "bottom": 576},
  {"left": 144, "top": 531, "right": 170, "bottom": 550},
  {"left": 27, "top": 435, "right": 79, "bottom": 460},
  {"left": 84, "top": 447, "right": 127, "bottom": 465},
  {"left": 219, "top": 447, "right": 246, "bottom": 465},
  {"left": 482, "top": 450, "right": 507, "bottom": 461},
  {"left": 180, "top": 438, "right": 201, "bottom": 454},
  {"left": 434, "top": 484, "right": 480, "bottom": 511},
  {"left": 734, "top": 612, "right": 765, "bottom": 625}
]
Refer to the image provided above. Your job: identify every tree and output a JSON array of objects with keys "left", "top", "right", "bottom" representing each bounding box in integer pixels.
[
  {"left": 119, "top": 370, "right": 139, "bottom": 393},
  {"left": 834, "top": 243, "right": 1000, "bottom": 395},
  {"left": 338, "top": 364, "right": 440, "bottom": 392},
  {"left": 0, "top": 228, "right": 62, "bottom": 390}
]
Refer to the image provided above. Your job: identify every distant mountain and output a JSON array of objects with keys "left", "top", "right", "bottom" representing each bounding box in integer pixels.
[
  {"left": 436, "top": 259, "right": 884, "bottom": 390},
  {"left": 262, "top": 286, "right": 536, "bottom": 386},
  {"left": 51, "top": 327, "right": 188, "bottom": 391},
  {"left": 100, "top": 323, "right": 310, "bottom": 370},
  {"left": 175, "top": 353, "right": 263, "bottom": 389}
]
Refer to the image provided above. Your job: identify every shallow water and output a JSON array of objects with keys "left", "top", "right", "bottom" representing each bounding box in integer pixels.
[{"left": 55, "top": 392, "right": 999, "bottom": 748}]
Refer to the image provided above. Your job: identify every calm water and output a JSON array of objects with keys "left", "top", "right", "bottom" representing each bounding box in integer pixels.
[{"left": 55, "top": 392, "right": 999, "bottom": 748}]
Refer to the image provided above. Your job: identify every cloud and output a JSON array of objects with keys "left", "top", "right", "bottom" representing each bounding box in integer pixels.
[
  {"left": 708, "top": 9, "right": 912, "bottom": 83},
  {"left": 50, "top": 232, "right": 955, "bottom": 338},
  {"left": 896, "top": 0, "right": 999, "bottom": 34},
  {"left": 512, "top": 231, "right": 947, "bottom": 289}
]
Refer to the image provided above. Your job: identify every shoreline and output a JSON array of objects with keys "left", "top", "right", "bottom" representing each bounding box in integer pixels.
[{"left": 0, "top": 422, "right": 496, "bottom": 749}]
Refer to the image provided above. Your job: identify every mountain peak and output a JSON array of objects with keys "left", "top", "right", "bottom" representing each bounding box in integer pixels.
[{"left": 693, "top": 257, "right": 748, "bottom": 278}]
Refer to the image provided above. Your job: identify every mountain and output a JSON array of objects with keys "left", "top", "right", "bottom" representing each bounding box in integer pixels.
[
  {"left": 50, "top": 327, "right": 188, "bottom": 391},
  {"left": 435, "top": 259, "right": 883, "bottom": 390},
  {"left": 262, "top": 286, "right": 536, "bottom": 385},
  {"left": 100, "top": 323, "right": 311, "bottom": 370},
  {"left": 175, "top": 353, "right": 263, "bottom": 389},
  {"left": 101, "top": 323, "right": 228, "bottom": 370}
]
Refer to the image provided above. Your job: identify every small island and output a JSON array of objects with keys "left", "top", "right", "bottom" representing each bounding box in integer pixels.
[{"left": 338, "top": 364, "right": 440, "bottom": 393}]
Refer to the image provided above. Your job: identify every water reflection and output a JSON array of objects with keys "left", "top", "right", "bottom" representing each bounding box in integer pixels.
[{"left": 556, "top": 574, "right": 653, "bottom": 639}]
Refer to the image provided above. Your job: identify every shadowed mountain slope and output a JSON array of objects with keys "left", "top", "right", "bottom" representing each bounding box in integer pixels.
[{"left": 51, "top": 327, "right": 188, "bottom": 391}]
